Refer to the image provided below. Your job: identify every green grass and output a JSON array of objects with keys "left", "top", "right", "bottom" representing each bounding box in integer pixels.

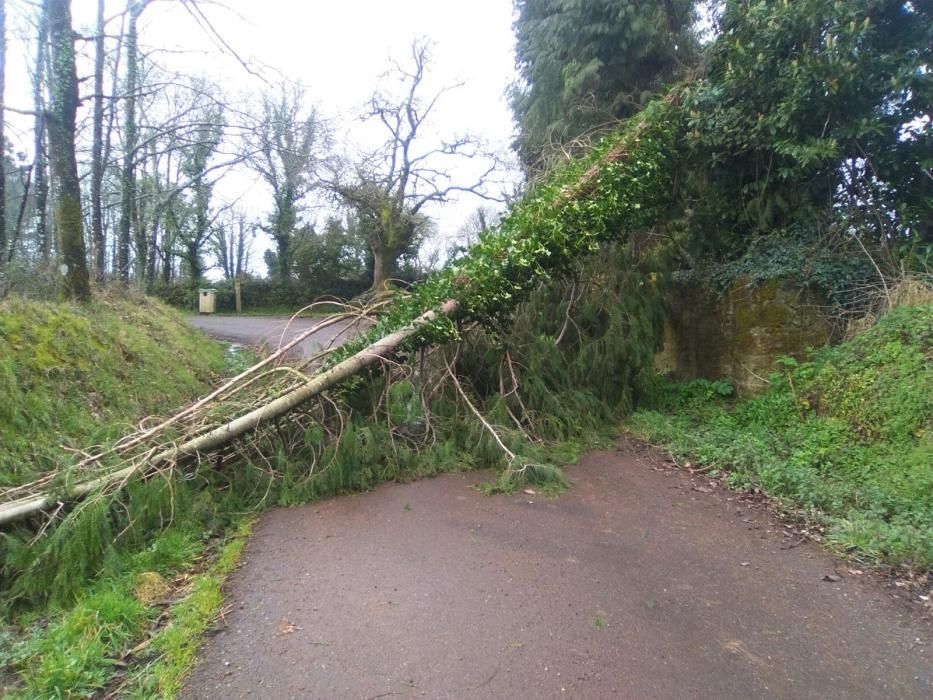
[
  {"left": 0, "top": 291, "right": 251, "bottom": 696},
  {"left": 0, "top": 519, "right": 252, "bottom": 699},
  {"left": 627, "top": 304, "right": 933, "bottom": 568},
  {"left": 122, "top": 519, "right": 253, "bottom": 699},
  {"left": 2, "top": 525, "right": 203, "bottom": 697},
  {"left": 0, "top": 291, "right": 227, "bottom": 487}
]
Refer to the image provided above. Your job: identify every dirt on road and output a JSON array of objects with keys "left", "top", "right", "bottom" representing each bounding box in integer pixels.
[
  {"left": 182, "top": 440, "right": 931, "bottom": 699},
  {"left": 188, "top": 315, "right": 364, "bottom": 359}
]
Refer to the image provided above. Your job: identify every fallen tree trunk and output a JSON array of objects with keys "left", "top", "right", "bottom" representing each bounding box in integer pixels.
[
  {"left": 1, "top": 97, "right": 680, "bottom": 528},
  {"left": 0, "top": 300, "right": 458, "bottom": 526}
]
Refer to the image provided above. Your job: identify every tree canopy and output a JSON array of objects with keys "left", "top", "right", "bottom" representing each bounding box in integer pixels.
[{"left": 511, "top": 0, "right": 698, "bottom": 170}]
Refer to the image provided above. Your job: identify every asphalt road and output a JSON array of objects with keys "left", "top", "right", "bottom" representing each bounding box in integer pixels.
[
  {"left": 187, "top": 314, "right": 365, "bottom": 359},
  {"left": 181, "top": 439, "right": 931, "bottom": 699}
]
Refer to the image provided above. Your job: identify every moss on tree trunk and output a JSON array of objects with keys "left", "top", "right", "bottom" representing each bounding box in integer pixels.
[{"left": 45, "top": 0, "right": 91, "bottom": 302}]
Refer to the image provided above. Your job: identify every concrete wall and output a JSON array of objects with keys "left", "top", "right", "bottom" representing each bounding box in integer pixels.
[{"left": 655, "top": 277, "right": 831, "bottom": 395}]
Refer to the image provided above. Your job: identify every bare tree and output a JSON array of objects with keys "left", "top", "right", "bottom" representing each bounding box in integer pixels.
[
  {"left": 117, "top": 0, "right": 150, "bottom": 283},
  {"left": 212, "top": 209, "right": 254, "bottom": 280},
  {"left": 328, "top": 40, "right": 501, "bottom": 292},
  {"left": 244, "top": 85, "right": 327, "bottom": 281},
  {"left": 90, "top": 0, "right": 106, "bottom": 280},
  {"left": 33, "top": 3, "right": 50, "bottom": 262},
  {"left": 44, "top": 0, "right": 90, "bottom": 300}
]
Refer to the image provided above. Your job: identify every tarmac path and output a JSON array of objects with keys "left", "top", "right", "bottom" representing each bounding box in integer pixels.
[
  {"left": 187, "top": 314, "right": 365, "bottom": 359},
  {"left": 181, "top": 439, "right": 931, "bottom": 699}
]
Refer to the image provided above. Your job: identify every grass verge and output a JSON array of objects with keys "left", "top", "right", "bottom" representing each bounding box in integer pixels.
[
  {"left": 626, "top": 304, "right": 932, "bottom": 569},
  {"left": 120, "top": 519, "right": 253, "bottom": 699},
  {"left": 0, "top": 290, "right": 226, "bottom": 488},
  {"left": 0, "top": 519, "right": 252, "bottom": 699}
]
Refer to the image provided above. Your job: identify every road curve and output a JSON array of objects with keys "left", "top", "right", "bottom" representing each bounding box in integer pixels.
[
  {"left": 181, "top": 439, "right": 931, "bottom": 699},
  {"left": 187, "top": 315, "right": 365, "bottom": 359}
]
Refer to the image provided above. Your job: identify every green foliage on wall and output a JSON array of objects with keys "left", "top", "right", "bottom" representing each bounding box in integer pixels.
[{"left": 629, "top": 303, "right": 933, "bottom": 567}]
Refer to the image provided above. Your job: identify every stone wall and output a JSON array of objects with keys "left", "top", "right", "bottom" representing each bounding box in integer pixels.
[{"left": 655, "top": 277, "right": 832, "bottom": 395}]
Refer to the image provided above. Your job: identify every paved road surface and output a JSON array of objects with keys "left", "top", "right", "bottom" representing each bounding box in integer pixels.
[
  {"left": 188, "top": 315, "right": 364, "bottom": 359},
  {"left": 182, "top": 440, "right": 931, "bottom": 699}
]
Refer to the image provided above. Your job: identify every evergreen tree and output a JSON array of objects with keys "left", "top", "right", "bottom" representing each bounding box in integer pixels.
[{"left": 511, "top": 0, "right": 698, "bottom": 171}]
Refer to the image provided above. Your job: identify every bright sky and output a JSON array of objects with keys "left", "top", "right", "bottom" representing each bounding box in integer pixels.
[{"left": 4, "top": 0, "right": 523, "bottom": 272}]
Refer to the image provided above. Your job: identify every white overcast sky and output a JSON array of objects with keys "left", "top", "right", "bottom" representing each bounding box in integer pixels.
[{"left": 4, "top": 0, "right": 522, "bottom": 270}]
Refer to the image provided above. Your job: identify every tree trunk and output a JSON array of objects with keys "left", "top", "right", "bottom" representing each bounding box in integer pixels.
[
  {"left": 276, "top": 233, "right": 291, "bottom": 280},
  {"left": 8, "top": 166, "right": 32, "bottom": 262},
  {"left": 161, "top": 203, "right": 176, "bottom": 284},
  {"left": 184, "top": 240, "right": 202, "bottom": 282},
  {"left": 0, "top": 0, "right": 6, "bottom": 263},
  {"left": 90, "top": 0, "right": 106, "bottom": 280},
  {"left": 274, "top": 200, "right": 295, "bottom": 280},
  {"left": 370, "top": 244, "right": 392, "bottom": 292},
  {"left": 117, "top": 0, "right": 143, "bottom": 283},
  {"left": 235, "top": 217, "right": 247, "bottom": 276},
  {"left": 33, "top": 7, "right": 49, "bottom": 262},
  {"left": 45, "top": 0, "right": 91, "bottom": 301}
]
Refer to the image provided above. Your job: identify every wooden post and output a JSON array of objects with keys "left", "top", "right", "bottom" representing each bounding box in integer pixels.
[{"left": 234, "top": 279, "right": 242, "bottom": 313}]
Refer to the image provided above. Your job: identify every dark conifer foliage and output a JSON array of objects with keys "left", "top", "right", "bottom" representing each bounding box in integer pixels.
[{"left": 511, "top": 0, "right": 698, "bottom": 170}]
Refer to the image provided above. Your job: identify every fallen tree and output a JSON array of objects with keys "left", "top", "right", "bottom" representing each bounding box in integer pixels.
[
  {"left": 5, "top": 2, "right": 928, "bottom": 613},
  {"left": 0, "top": 301, "right": 456, "bottom": 525},
  {"left": 0, "top": 98, "right": 681, "bottom": 527}
]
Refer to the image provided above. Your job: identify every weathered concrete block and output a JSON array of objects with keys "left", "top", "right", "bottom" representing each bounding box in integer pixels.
[{"left": 655, "top": 278, "right": 831, "bottom": 395}]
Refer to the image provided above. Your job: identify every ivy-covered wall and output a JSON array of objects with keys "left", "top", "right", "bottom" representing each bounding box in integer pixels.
[{"left": 655, "top": 278, "right": 831, "bottom": 394}]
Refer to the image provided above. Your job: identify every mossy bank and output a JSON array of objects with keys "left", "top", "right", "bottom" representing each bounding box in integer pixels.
[
  {"left": 0, "top": 292, "right": 240, "bottom": 697},
  {"left": 0, "top": 291, "right": 227, "bottom": 488}
]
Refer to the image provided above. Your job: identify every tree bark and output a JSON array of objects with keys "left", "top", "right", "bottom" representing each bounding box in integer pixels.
[
  {"left": 33, "top": 6, "right": 49, "bottom": 262},
  {"left": 117, "top": 0, "right": 144, "bottom": 283},
  {"left": 45, "top": 0, "right": 90, "bottom": 301},
  {"left": 90, "top": 0, "right": 106, "bottom": 280},
  {"left": 371, "top": 244, "right": 392, "bottom": 292},
  {"left": 184, "top": 239, "right": 202, "bottom": 282},
  {"left": 0, "top": 0, "right": 6, "bottom": 263},
  {"left": 272, "top": 198, "right": 296, "bottom": 280},
  {"left": 8, "top": 166, "right": 32, "bottom": 262}
]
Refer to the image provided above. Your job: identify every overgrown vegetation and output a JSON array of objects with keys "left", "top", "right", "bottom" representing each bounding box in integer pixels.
[
  {"left": 0, "top": 236, "right": 658, "bottom": 695},
  {"left": 0, "top": 292, "right": 225, "bottom": 487},
  {"left": 628, "top": 303, "right": 933, "bottom": 567},
  {"left": 1, "top": 516, "right": 253, "bottom": 699}
]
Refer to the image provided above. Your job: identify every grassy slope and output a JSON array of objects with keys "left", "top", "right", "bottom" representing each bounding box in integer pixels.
[
  {"left": 0, "top": 292, "right": 240, "bottom": 698},
  {"left": 627, "top": 304, "right": 933, "bottom": 568},
  {"left": 0, "top": 292, "right": 226, "bottom": 487}
]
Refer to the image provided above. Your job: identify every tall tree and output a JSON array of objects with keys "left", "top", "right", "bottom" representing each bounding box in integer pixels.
[
  {"left": 682, "top": 0, "right": 933, "bottom": 252},
  {"left": 0, "top": 0, "right": 6, "bottom": 263},
  {"left": 44, "top": 0, "right": 90, "bottom": 300},
  {"left": 32, "top": 2, "right": 49, "bottom": 261},
  {"left": 175, "top": 109, "right": 224, "bottom": 283},
  {"left": 511, "top": 0, "right": 698, "bottom": 170},
  {"left": 212, "top": 210, "right": 253, "bottom": 280},
  {"left": 330, "top": 41, "right": 500, "bottom": 292},
  {"left": 90, "top": 0, "right": 106, "bottom": 280},
  {"left": 117, "top": 0, "right": 149, "bottom": 282},
  {"left": 245, "top": 85, "right": 326, "bottom": 281},
  {"left": 4, "top": 150, "right": 32, "bottom": 265}
]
